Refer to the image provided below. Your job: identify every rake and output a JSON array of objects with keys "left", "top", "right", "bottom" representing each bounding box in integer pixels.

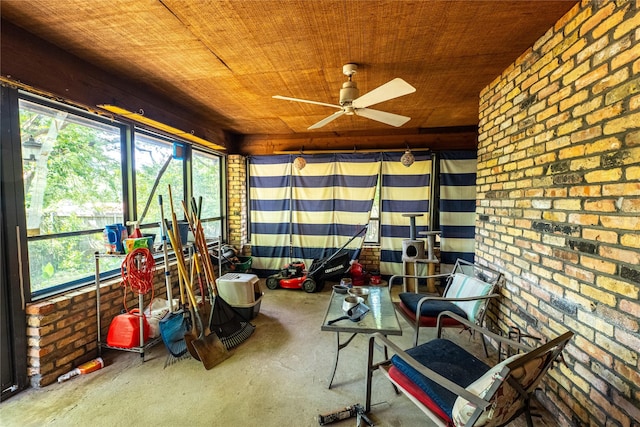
[
  {"left": 207, "top": 281, "right": 255, "bottom": 350},
  {"left": 157, "top": 194, "right": 191, "bottom": 367},
  {"left": 184, "top": 198, "right": 255, "bottom": 350}
]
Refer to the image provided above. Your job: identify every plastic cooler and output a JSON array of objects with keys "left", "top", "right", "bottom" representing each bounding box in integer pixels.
[{"left": 216, "top": 273, "right": 263, "bottom": 321}]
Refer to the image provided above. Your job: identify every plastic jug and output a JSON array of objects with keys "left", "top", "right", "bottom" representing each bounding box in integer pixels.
[
  {"left": 104, "top": 224, "right": 127, "bottom": 254},
  {"left": 106, "top": 309, "right": 150, "bottom": 348}
]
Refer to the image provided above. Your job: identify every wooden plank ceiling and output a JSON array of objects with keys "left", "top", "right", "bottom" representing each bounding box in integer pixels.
[{"left": 0, "top": 0, "right": 576, "bottom": 155}]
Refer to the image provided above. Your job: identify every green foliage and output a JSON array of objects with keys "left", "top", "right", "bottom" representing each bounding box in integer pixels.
[
  {"left": 134, "top": 138, "right": 184, "bottom": 227},
  {"left": 18, "top": 101, "right": 223, "bottom": 295},
  {"left": 20, "top": 101, "right": 124, "bottom": 292},
  {"left": 193, "top": 152, "right": 221, "bottom": 218},
  {"left": 42, "top": 262, "right": 54, "bottom": 279},
  {"left": 45, "top": 124, "right": 121, "bottom": 208}
]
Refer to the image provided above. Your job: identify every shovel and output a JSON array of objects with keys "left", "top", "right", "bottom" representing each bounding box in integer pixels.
[
  {"left": 163, "top": 217, "right": 199, "bottom": 360},
  {"left": 183, "top": 260, "right": 230, "bottom": 369},
  {"left": 183, "top": 199, "right": 255, "bottom": 349},
  {"left": 165, "top": 217, "right": 230, "bottom": 369},
  {"left": 182, "top": 264, "right": 201, "bottom": 361}
]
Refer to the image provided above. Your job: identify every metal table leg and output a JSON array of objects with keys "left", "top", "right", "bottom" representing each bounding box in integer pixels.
[{"left": 328, "top": 331, "right": 358, "bottom": 389}]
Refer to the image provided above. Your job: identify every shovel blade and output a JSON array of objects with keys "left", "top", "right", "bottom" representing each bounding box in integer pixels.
[
  {"left": 193, "top": 333, "right": 230, "bottom": 370},
  {"left": 184, "top": 331, "right": 201, "bottom": 361}
]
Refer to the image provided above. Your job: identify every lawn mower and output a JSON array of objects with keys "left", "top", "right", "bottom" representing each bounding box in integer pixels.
[{"left": 266, "top": 225, "right": 367, "bottom": 293}]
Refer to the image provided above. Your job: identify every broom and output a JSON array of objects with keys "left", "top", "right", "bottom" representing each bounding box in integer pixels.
[{"left": 184, "top": 198, "right": 255, "bottom": 349}]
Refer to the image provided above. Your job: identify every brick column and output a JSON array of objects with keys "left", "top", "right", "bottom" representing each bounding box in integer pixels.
[{"left": 227, "top": 154, "right": 248, "bottom": 254}]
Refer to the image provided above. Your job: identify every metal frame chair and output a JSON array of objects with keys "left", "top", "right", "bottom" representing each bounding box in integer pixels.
[
  {"left": 389, "top": 259, "right": 503, "bottom": 348},
  {"left": 365, "top": 311, "right": 573, "bottom": 427}
]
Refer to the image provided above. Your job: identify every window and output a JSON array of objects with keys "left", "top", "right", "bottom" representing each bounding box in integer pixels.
[
  {"left": 19, "top": 98, "right": 125, "bottom": 296},
  {"left": 16, "top": 94, "right": 226, "bottom": 298},
  {"left": 364, "top": 178, "right": 381, "bottom": 244},
  {"left": 192, "top": 150, "right": 223, "bottom": 238},
  {"left": 134, "top": 132, "right": 185, "bottom": 240}
]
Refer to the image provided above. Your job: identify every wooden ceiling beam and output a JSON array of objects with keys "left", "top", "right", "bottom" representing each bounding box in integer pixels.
[
  {"left": 1, "top": 19, "right": 478, "bottom": 157},
  {"left": 0, "top": 20, "right": 233, "bottom": 151},
  {"left": 237, "top": 126, "right": 478, "bottom": 155}
]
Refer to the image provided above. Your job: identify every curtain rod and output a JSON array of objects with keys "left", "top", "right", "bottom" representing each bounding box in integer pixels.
[{"left": 273, "top": 147, "right": 429, "bottom": 154}]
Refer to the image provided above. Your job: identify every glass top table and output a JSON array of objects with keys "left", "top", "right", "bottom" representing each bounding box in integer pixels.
[{"left": 321, "top": 286, "right": 402, "bottom": 388}]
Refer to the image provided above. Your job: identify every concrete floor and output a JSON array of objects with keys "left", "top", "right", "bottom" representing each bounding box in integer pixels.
[{"left": 1, "top": 280, "right": 558, "bottom": 426}]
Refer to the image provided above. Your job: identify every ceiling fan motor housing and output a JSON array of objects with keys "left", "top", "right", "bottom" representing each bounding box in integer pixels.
[{"left": 340, "top": 81, "right": 359, "bottom": 107}]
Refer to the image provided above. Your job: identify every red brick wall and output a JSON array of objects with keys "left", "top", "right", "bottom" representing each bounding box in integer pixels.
[
  {"left": 477, "top": 2, "right": 640, "bottom": 425},
  {"left": 25, "top": 162, "right": 239, "bottom": 388},
  {"left": 26, "top": 258, "right": 183, "bottom": 387},
  {"left": 359, "top": 246, "right": 381, "bottom": 273}
]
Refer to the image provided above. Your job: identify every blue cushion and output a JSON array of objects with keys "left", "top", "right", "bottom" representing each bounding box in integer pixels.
[
  {"left": 399, "top": 293, "right": 468, "bottom": 319},
  {"left": 391, "top": 339, "right": 491, "bottom": 417}
]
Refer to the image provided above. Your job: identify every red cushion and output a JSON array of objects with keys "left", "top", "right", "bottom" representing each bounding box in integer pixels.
[
  {"left": 388, "top": 365, "right": 454, "bottom": 426},
  {"left": 399, "top": 302, "right": 464, "bottom": 327}
]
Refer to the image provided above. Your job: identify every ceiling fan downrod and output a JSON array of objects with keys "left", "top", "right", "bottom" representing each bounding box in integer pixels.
[{"left": 340, "top": 63, "right": 359, "bottom": 109}]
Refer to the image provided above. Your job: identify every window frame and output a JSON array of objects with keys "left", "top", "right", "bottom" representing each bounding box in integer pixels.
[
  {"left": 364, "top": 174, "right": 381, "bottom": 245},
  {"left": 16, "top": 92, "right": 226, "bottom": 300},
  {"left": 191, "top": 148, "right": 226, "bottom": 240},
  {"left": 19, "top": 93, "right": 129, "bottom": 299}
]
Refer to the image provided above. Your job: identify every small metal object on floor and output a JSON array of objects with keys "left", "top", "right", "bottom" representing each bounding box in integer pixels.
[{"left": 317, "top": 404, "right": 374, "bottom": 426}]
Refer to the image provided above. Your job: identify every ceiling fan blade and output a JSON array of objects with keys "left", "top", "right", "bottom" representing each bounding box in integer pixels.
[
  {"left": 308, "top": 110, "right": 346, "bottom": 129},
  {"left": 354, "top": 108, "right": 411, "bottom": 127},
  {"left": 273, "top": 95, "right": 341, "bottom": 109},
  {"left": 351, "top": 78, "right": 416, "bottom": 109}
]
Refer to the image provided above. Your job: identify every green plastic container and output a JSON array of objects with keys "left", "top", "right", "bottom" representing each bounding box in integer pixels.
[{"left": 233, "top": 256, "right": 252, "bottom": 272}]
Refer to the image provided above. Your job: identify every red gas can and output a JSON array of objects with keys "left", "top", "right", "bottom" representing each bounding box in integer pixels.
[{"left": 106, "top": 309, "right": 150, "bottom": 348}]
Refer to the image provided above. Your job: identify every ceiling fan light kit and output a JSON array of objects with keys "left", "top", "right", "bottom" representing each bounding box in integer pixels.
[
  {"left": 273, "top": 63, "right": 416, "bottom": 129},
  {"left": 401, "top": 149, "right": 415, "bottom": 167},
  {"left": 293, "top": 156, "right": 306, "bottom": 170}
]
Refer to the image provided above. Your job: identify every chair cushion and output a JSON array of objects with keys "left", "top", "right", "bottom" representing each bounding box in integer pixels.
[
  {"left": 387, "top": 365, "right": 452, "bottom": 424},
  {"left": 451, "top": 353, "right": 523, "bottom": 426},
  {"left": 398, "top": 302, "right": 466, "bottom": 327},
  {"left": 390, "top": 338, "right": 491, "bottom": 418},
  {"left": 445, "top": 273, "right": 494, "bottom": 322},
  {"left": 399, "top": 293, "right": 468, "bottom": 320}
]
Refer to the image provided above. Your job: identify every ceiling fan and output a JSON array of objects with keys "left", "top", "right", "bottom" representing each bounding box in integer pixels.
[{"left": 273, "top": 64, "right": 416, "bottom": 130}]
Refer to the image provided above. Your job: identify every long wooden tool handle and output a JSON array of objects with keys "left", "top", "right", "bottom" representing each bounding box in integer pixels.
[
  {"left": 182, "top": 200, "right": 216, "bottom": 293},
  {"left": 164, "top": 219, "right": 189, "bottom": 296},
  {"left": 179, "top": 250, "right": 207, "bottom": 336},
  {"left": 191, "top": 197, "right": 218, "bottom": 291},
  {"left": 168, "top": 185, "right": 186, "bottom": 305},
  {"left": 158, "top": 195, "right": 174, "bottom": 312}
]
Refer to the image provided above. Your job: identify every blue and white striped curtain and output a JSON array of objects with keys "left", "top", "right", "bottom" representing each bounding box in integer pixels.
[
  {"left": 249, "top": 153, "right": 379, "bottom": 276},
  {"left": 249, "top": 155, "right": 293, "bottom": 274},
  {"left": 379, "top": 151, "right": 432, "bottom": 277},
  {"left": 439, "top": 151, "right": 477, "bottom": 271}
]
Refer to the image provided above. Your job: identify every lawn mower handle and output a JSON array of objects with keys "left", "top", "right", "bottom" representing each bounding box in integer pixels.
[{"left": 309, "top": 224, "right": 368, "bottom": 276}]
